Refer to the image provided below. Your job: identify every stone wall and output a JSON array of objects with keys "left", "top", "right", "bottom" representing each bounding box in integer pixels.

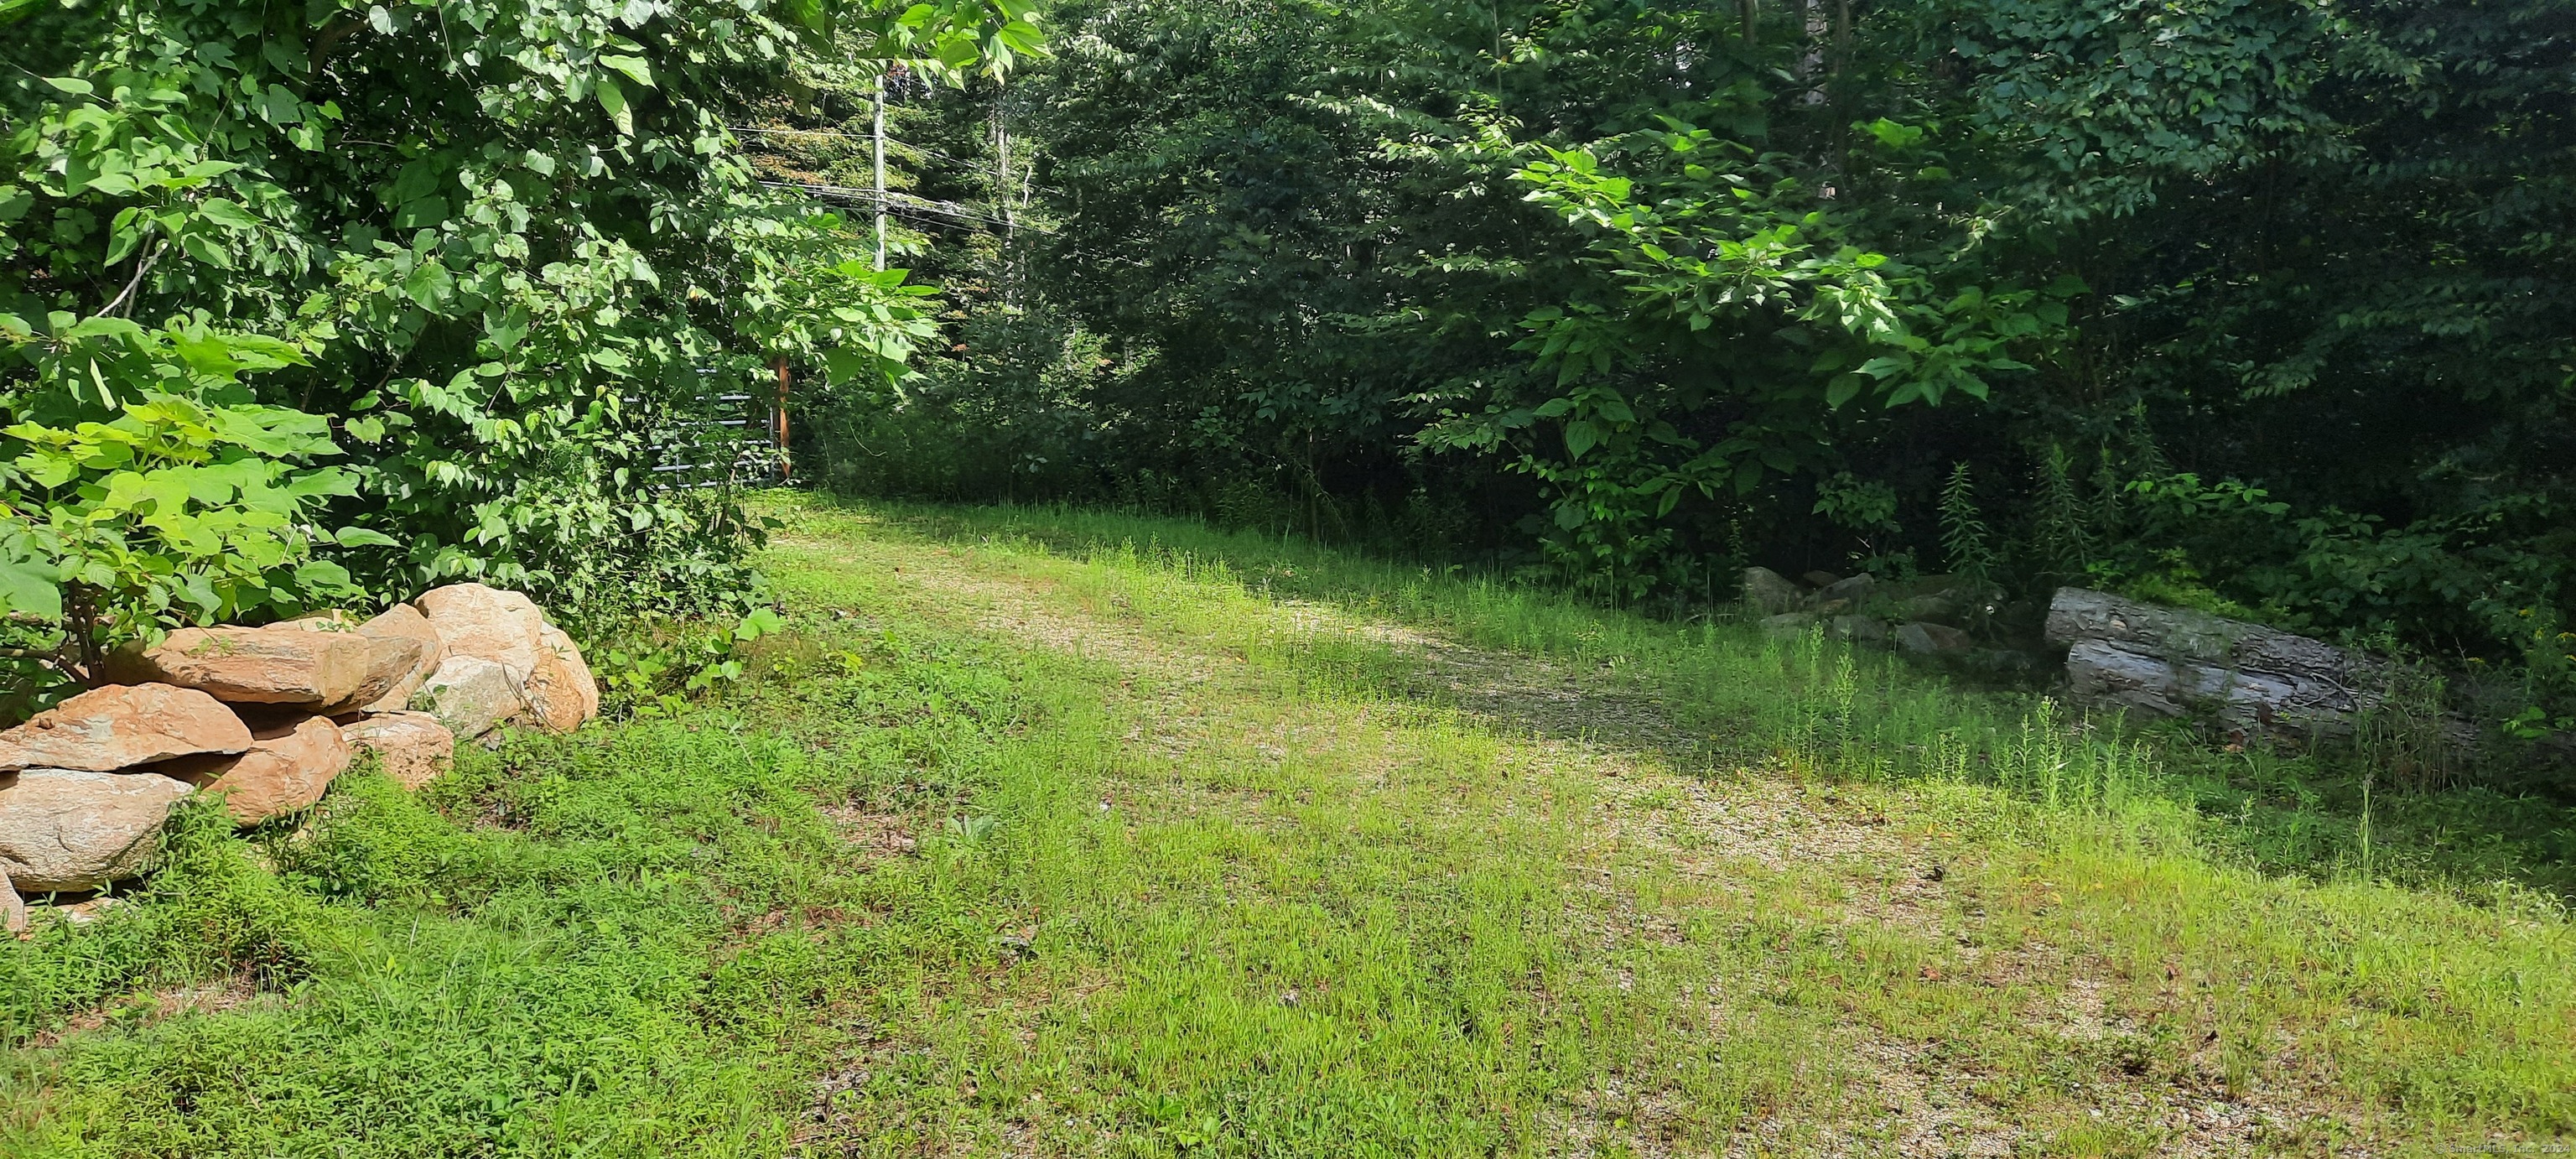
[
  {"left": 1742, "top": 567, "right": 1984, "bottom": 657},
  {"left": 0, "top": 583, "right": 599, "bottom": 932}
]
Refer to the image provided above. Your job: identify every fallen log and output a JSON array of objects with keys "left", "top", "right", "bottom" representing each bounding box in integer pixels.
[{"left": 2045, "top": 588, "right": 2392, "bottom": 739}]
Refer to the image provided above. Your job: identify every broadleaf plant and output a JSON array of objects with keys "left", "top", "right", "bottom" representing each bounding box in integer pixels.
[{"left": 2, "top": 0, "right": 1042, "bottom": 714}]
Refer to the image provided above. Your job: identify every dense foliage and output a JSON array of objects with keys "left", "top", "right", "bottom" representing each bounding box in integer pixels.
[
  {"left": 816, "top": 0, "right": 2576, "bottom": 735},
  {"left": 0, "top": 0, "right": 1039, "bottom": 711}
]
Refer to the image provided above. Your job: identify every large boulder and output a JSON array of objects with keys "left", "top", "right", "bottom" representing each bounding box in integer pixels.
[
  {"left": 341, "top": 711, "right": 455, "bottom": 790},
  {"left": 1896, "top": 621, "right": 1975, "bottom": 656},
  {"left": 352, "top": 605, "right": 447, "bottom": 715},
  {"left": 1819, "top": 574, "right": 1877, "bottom": 606},
  {"left": 412, "top": 656, "right": 524, "bottom": 739},
  {"left": 1762, "top": 612, "right": 1819, "bottom": 640},
  {"left": 415, "top": 583, "right": 546, "bottom": 680},
  {"left": 1741, "top": 567, "right": 1807, "bottom": 616},
  {"left": 103, "top": 625, "right": 378, "bottom": 707},
  {"left": 0, "top": 683, "right": 252, "bottom": 772},
  {"left": 414, "top": 585, "right": 598, "bottom": 735},
  {"left": 283, "top": 614, "right": 435, "bottom": 716},
  {"left": 0, "top": 767, "right": 194, "bottom": 891},
  {"left": 521, "top": 623, "right": 600, "bottom": 733},
  {"left": 161, "top": 715, "right": 351, "bottom": 826},
  {"left": 1830, "top": 614, "right": 1889, "bottom": 644}
]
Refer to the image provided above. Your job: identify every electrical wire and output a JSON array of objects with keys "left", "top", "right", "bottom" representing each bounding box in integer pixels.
[
  {"left": 733, "top": 126, "right": 1065, "bottom": 199},
  {"left": 759, "top": 180, "right": 1057, "bottom": 235}
]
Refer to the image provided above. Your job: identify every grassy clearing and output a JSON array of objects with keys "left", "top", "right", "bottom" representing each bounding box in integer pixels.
[{"left": 4, "top": 492, "right": 2573, "bottom": 1156}]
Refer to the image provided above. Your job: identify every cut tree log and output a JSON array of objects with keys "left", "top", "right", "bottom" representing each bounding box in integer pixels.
[{"left": 2046, "top": 588, "right": 2398, "bottom": 738}]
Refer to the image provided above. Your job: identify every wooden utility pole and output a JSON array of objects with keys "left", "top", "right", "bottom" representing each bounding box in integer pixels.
[
  {"left": 994, "top": 86, "right": 1014, "bottom": 239},
  {"left": 873, "top": 72, "right": 888, "bottom": 271},
  {"left": 1802, "top": 0, "right": 1828, "bottom": 102},
  {"left": 772, "top": 357, "right": 792, "bottom": 481},
  {"left": 994, "top": 83, "right": 1016, "bottom": 305}
]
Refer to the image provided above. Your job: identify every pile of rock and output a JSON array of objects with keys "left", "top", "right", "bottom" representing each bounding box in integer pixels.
[
  {"left": 1742, "top": 567, "right": 1984, "bottom": 657},
  {"left": 0, "top": 584, "right": 596, "bottom": 930}
]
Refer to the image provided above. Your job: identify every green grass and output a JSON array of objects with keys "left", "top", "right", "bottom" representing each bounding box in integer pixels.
[{"left": 4, "top": 492, "right": 2572, "bottom": 1155}]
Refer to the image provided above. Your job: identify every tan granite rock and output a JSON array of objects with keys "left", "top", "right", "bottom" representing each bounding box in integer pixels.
[
  {"left": 162, "top": 715, "right": 351, "bottom": 826},
  {"left": 1741, "top": 567, "right": 1806, "bottom": 616},
  {"left": 103, "top": 625, "right": 377, "bottom": 706},
  {"left": 414, "top": 584, "right": 545, "bottom": 680},
  {"left": 283, "top": 611, "right": 436, "bottom": 715},
  {"left": 1897, "top": 621, "right": 1974, "bottom": 655},
  {"left": 353, "top": 605, "right": 447, "bottom": 714},
  {"left": 0, "top": 683, "right": 252, "bottom": 772},
  {"left": 522, "top": 623, "right": 600, "bottom": 733},
  {"left": 412, "top": 656, "right": 524, "bottom": 739},
  {"left": 0, "top": 767, "right": 193, "bottom": 891},
  {"left": 340, "top": 711, "right": 455, "bottom": 790}
]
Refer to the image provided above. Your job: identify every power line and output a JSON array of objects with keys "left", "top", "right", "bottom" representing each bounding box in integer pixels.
[
  {"left": 730, "top": 125, "right": 989, "bottom": 174},
  {"left": 759, "top": 180, "right": 1057, "bottom": 235},
  {"left": 734, "top": 126, "right": 1064, "bottom": 198}
]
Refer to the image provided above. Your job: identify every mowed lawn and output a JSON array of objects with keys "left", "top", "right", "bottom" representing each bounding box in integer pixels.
[{"left": 4, "top": 493, "right": 2572, "bottom": 1156}]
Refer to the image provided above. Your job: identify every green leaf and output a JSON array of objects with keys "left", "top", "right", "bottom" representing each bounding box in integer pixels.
[
  {"left": 596, "top": 75, "right": 633, "bottom": 136},
  {"left": 780, "top": 0, "right": 827, "bottom": 34},
  {"left": 40, "top": 76, "right": 93, "bottom": 96},
  {"left": 732, "top": 606, "right": 785, "bottom": 642},
  {"left": 392, "top": 197, "right": 449, "bottom": 229},
  {"left": 332, "top": 527, "right": 401, "bottom": 548},
  {"left": 600, "top": 55, "right": 654, "bottom": 87},
  {"left": 0, "top": 559, "right": 62, "bottom": 620},
  {"left": 197, "top": 198, "right": 258, "bottom": 231},
  {"left": 821, "top": 346, "right": 877, "bottom": 386},
  {"left": 1563, "top": 419, "right": 1599, "bottom": 460},
  {"left": 1861, "top": 117, "right": 1924, "bottom": 148},
  {"left": 262, "top": 84, "right": 304, "bottom": 126},
  {"left": 293, "top": 559, "right": 353, "bottom": 590},
  {"left": 402, "top": 260, "right": 455, "bottom": 306}
]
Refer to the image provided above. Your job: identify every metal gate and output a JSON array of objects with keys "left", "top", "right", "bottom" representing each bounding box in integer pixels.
[{"left": 638, "top": 372, "right": 787, "bottom": 492}]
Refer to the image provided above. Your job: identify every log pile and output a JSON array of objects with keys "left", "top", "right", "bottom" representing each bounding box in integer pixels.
[
  {"left": 0, "top": 584, "right": 598, "bottom": 930},
  {"left": 2044, "top": 587, "right": 2394, "bottom": 738}
]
